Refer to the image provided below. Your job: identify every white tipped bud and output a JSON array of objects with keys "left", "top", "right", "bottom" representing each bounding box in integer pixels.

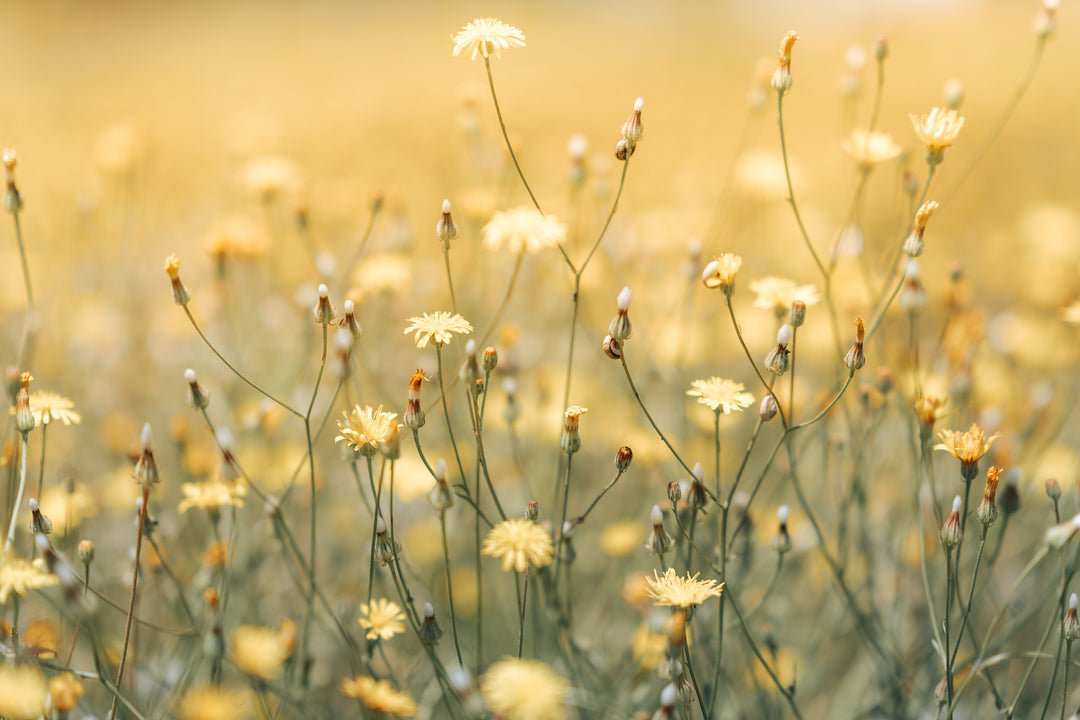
[
  {"left": 318, "top": 283, "right": 329, "bottom": 298},
  {"left": 140, "top": 423, "right": 153, "bottom": 451},
  {"left": 617, "top": 286, "right": 633, "bottom": 310},
  {"left": 692, "top": 462, "right": 704, "bottom": 482},
  {"left": 778, "top": 505, "right": 790, "bottom": 523},
  {"left": 28, "top": 498, "right": 38, "bottom": 512},
  {"left": 776, "top": 323, "right": 793, "bottom": 346},
  {"left": 424, "top": 602, "right": 436, "bottom": 618},
  {"left": 567, "top": 134, "right": 587, "bottom": 159},
  {"left": 660, "top": 683, "right": 677, "bottom": 708},
  {"left": 442, "top": 198, "right": 451, "bottom": 214},
  {"left": 217, "top": 428, "right": 234, "bottom": 452},
  {"left": 184, "top": 368, "right": 196, "bottom": 383},
  {"left": 650, "top": 504, "right": 664, "bottom": 526},
  {"left": 435, "top": 459, "right": 447, "bottom": 482},
  {"left": 634, "top": 97, "right": 644, "bottom": 112},
  {"left": 701, "top": 259, "right": 719, "bottom": 284},
  {"left": 376, "top": 517, "right": 387, "bottom": 534},
  {"left": 1071, "top": 594, "right": 1078, "bottom": 611},
  {"left": 951, "top": 496, "right": 963, "bottom": 513},
  {"left": 344, "top": 299, "right": 355, "bottom": 314},
  {"left": 465, "top": 339, "right": 477, "bottom": 355}
]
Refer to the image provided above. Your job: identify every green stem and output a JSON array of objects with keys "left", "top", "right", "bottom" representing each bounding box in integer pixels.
[
  {"left": 777, "top": 93, "right": 827, "bottom": 279},
  {"left": 4, "top": 433, "right": 28, "bottom": 554},
  {"left": 108, "top": 485, "right": 150, "bottom": 720},
  {"left": 439, "top": 512, "right": 465, "bottom": 667}
]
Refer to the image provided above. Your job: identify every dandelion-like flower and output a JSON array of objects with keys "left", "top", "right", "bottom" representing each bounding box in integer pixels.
[
  {"left": 910, "top": 107, "right": 965, "bottom": 165},
  {"left": 403, "top": 312, "right": 473, "bottom": 349},
  {"left": 177, "top": 686, "right": 251, "bottom": 720},
  {"left": 231, "top": 624, "right": 292, "bottom": 679},
  {"left": 687, "top": 377, "right": 754, "bottom": 414},
  {"left": 18, "top": 391, "right": 80, "bottom": 426},
  {"left": 358, "top": 598, "right": 406, "bottom": 641},
  {"left": 0, "top": 553, "right": 59, "bottom": 604},
  {"left": 702, "top": 253, "right": 743, "bottom": 295},
  {"left": 842, "top": 129, "right": 902, "bottom": 167},
  {"left": 0, "top": 665, "right": 48, "bottom": 720},
  {"left": 452, "top": 18, "right": 526, "bottom": 61},
  {"left": 482, "top": 518, "right": 555, "bottom": 573},
  {"left": 750, "top": 276, "right": 820, "bottom": 316},
  {"left": 644, "top": 568, "right": 724, "bottom": 609},
  {"left": 482, "top": 207, "right": 566, "bottom": 255},
  {"left": 177, "top": 481, "right": 246, "bottom": 513},
  {"left": 480, "top": 658, "right": 569, "bottom": 720},
  {"left": 935, "top": 423, "right": 1000, "bottom": 481},
  {"left": 336, "top": 405, "right": 399, "bottom": 456},
  {"left": 340, "top": 676, "right": 418, "bottom": 717}
]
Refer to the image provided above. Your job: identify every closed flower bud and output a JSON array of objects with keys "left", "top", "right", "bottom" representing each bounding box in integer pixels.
[
  {"left": 844, "top": 317, "right": 866, "bottom": 371},
  {"left": 760, "top": 394, "right": 778, "bottom": 421},
  {"left": 667, "top": 481, "right": 682, "bottom": 505},
  {"left": 872, "top": 35, "right": 888, "bottom": 61},
  {"left": 420, "top": 602, "right": 444, "bottom": 645},
  {"left": 602, "top": 333, "right": 622, "bottom": 359},
  {"left": 765, "top": 326, "right": 791, "bottom": 375},
  {"left": 164, "top": 254, "right": 191, "bottom": 306},
  {"left": 134, "top": 422, "right": 160, "bottom": 488},
  {"left": 646, "top": 504, "right": 674, "bottom": 556},
  {"left": 14, "top": 371, "right": 34, "bottom": 434},
  {"left": 788, "top": 300, "right": 806, "bottom": 328},
  {"left": 621, "top": 97, "right": 645, "bottom": 143},
  {"left": 436, "top": 199, "right": 459, "bottom": 247},
  {"left": 373, "top": 517, "right": 400, "bottom": 567},
  {"left": 428, "top": 459, "right": 455, "bottom": 511},
  {"left": 184, "top": 368, "right": 210, "bottom": 410},
  {"left": 609, "top": 287, "right": 634, "bottom": 342},
  {"left": 29, "top": 497, "right": 52, "bottom": 536},
  {"left": 526, "top": 500, "right": 539, "bottom": 521},
  {"left": 560, "top": 406, "right": 588, "bottom": 455},
  {"left": 78, "top": 538, "right": 95, "bottom": 565},
  {"left": 2, "top": 147, "right": 22, "bottom": 212},
  {"left": 615, "top": 138, "right": 635, "bottom": 161},
  {"left": 312, "top": 284, "right": 336, "bottom": 325},
  {"left": 339, "top": 299, "right": 362, "bottom": 339},
  {"left": 482, "top": 346, "right": 498, "bottom": 372},
  {"left": 1065, "top": 594, "right": 1080, "bottom": 641},
  {"left": 940, "top": 495, "right": 963, "bottom": 548},
  {"left": 404, "top": 368, "right": 427, "bottom": 430},
  {"left": 771, "top": 31, "right": 798, "bottom": 94},
  {"left": 1047, "top": 476, "right": 1062, "bottom": 500},
  {"left": 977, "top": 466, "right": 1001, "bottom": 528}
]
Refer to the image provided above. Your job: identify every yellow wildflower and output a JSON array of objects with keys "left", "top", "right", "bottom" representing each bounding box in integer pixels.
[
  {"left": 482, "top": 518, "right": 555, "bottom": 573},
  {"left": 403, "top": 312, "right": 473, "bottom": 349},
  {"left": 480, "top": 658, "right": 569, "bottom": 720},
  {"left": 357, "top": 598, "right": 406, "bottom": 641},
  {"left": 687, "top": 377, "right": 754, "bottom": 414},
  {"left": 644, "top": 568, "right": 724, "bottom": 609},
  {"left": 340, "top": 676, "right": 417, "bottom": 717},
  {"left": 482, "top": 207, "right": 566, "bottom": 255}
]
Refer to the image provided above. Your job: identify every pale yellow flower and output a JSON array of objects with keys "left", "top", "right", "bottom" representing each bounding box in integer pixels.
[
  {"left": 687, "top": 377, "right": 754, "bottom": 414},
  {"left": 357, "top": 598, "right": 406, "bottom": 641},
  {"left": 0, "top": 665, "right": 49, "bottom": 720},
  {"left": 340, "top": 676, "right": 417, "bottom": 717},
  {"left": 335, "top": 405, "right": 399, "bottom": 455},
  {"left": 231, "top": 624, "right": 292, "bottom": 679},
  {"left": 0, "top": 553, "right": 59, "bottom": 604},
  {"left": 177, "top": 481, "right": 246, "bottom": 513},
  {"left": 910, "top": 107, "right": 965, "bottom": 157},
  {"left": 480, "top": 658, "right": 569, "bottom": 720},
  {"left": 644, "top": 568, "right": 724, "bottom": 609},
  {"left": 177, "top": 686, "right": 251, "bottom": 720},
  {"left": 403, "top": 312, "right": 473, "bottom": 349},
  {"left": 26, "top": 391, "right": 80, "bottom": 426},
  {"left": 482, "top": 207, "right": 566, "bottom": 255},
  {"left": 841, "top": 129, "right": 902, "bottom": 166},
  {"left": 452, "top": 18, "right": 526, "bottom": 61},
  {"left": 40, "top": 483, "right": 98, "bottom": 529},
  {"left": 750, "top": 276, "right": 820, "bottom": 314},
  {"left": 702, "top": 253, "right": 743, "bottom": 292},
  {"left": 482, "top": 518, "right": 554, "bottom": 573}
]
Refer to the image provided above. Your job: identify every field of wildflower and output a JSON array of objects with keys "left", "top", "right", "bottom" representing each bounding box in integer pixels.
[{"left": 2, "top": 1, "right": 1080, "bottom": 718}]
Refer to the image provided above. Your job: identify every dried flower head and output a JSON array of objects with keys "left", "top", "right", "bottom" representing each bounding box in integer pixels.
[
  {"left": 687, "top": 377, "right": 754, "bottom": 414},
  {"left": 842, "top": 129, "right": 902, "bottom": 167},
  {"left": 0, "top": 664, "right": 48, "bottom": 720},
  {"left": 177, "top": 686, "right": 251, "bottom": 720},
  {"left": 232, "top": 624, "right": 292, "bottom": 679},
  {"left": 482, "top": 518, "right": 555, "bottom": 573},
  {"left": 340, "top": 676, "right": 418, "bottom": 717},
  {"left": 560, "top": 405, "right": 588, "bottom": 454},
  {"left": 480, "top": 658, "right": 569, "bottom": 720},
  {"left": 644, "top": 568, "right": 724, "bottom": 609},
  {"left": 336, "top": 405, "right": 399, "bottom": 457},
  {"left": 702, "top": 253, "right": 743, "bottom": 295},
  {"left": 910, "top": 107, "right": 965, "bottom": 165},
  {"left": 452, "top": 18, "right": 526, "bottom": 61},
  {"left": 358, "top": 598, "right": 406, "bottom": 641},
  {"left": 403, "top": 312, "right": 473, "bottom": 349},
  {"left": 482, "top": 207, "right": 566, "bottom": 255},
  {"left": 771, "top": 31, "right": 798, "bottom": 94},
  {"left": 978, "top": 465, "right": 1002, "bottom": 528},
  {"left": 750, "top": 276, "right": 820, "bottom": 316},
  {"left": 178, "top": 481, "right": 246, "bottom": 513}
]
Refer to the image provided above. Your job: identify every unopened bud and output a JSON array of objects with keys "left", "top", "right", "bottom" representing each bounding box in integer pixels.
[
  {"left": 313, "top": 284, "right": 336, "bottom": 325},
  {"left": 78, "top": 539, "right": 95, "bottom": 565},
  {"left": 339, "top": 298, "right": 362, "bottom": 339},
  {"left": 164, "top": 254, "right": 191, "bottom": 306},
  {"left": 14, "top": 372, "right": 34, "bottom": 434},
  {"left": 620, "top": 97, "right": 645, "bottom": 143},
  {"left": 615, "top": 446, "right": 633, "bottom": 472},
  {"left": 1047, "top": 477, "right": 1062, "bottom": 501},
  {"left": 844, "top": 317, "right": 866, "bottom": 371},
  {"left": 436, "top": 199, "right": 459, "bottom": 247},
  {"left": 940, "top": 495, "right": 963, "bottom": 548},
  {"left": 526, "top": 500, "right": 539, "bottom": 521},
  {"left": 788, "top": 300, "right": 806, "bottom": 328},
  {"left": 667, "top": 481, "right": 682, "bottom": 505},
  {"left": 184, "top": 368, "right": 210, "bottom": 410},
  {"left": 134, "top": 422, "right": 160, "bottom": 488},
  {"left": 482, "top": 346, "right": 498, "bottom": 372}
]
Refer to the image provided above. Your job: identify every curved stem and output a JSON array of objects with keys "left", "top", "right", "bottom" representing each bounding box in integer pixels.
[
  {"left": 618, "top": 353, "right": 696, "bottom": 478},
  {"left": 777, "top": 94, "right": 827, "bottom": 279},
  {"left": 724, "top": 295, "right": 788, "bottom": 429},
  {"left": 4, "top": 433, "right": 28, "bottom": 554}
]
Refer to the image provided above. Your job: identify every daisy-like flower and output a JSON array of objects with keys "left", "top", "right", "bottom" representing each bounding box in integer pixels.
[
  {"left": 935, "top": 423, "right": 1000, "bottom": 480},
  {"left": 841, "top": 129, "right": 902, "bottom": 167},
  {"left": 451, "top": 18, "right": 526, "bottom": 61},
  {"left": 340, "top": 676, "right": 417, "bottom": 717},
  {"left": 0, "top": 553, "right": 59, "bottom": 604},
  {"left": 480, "top": 658, "right": 569, "bottom": 720},
  {"left": 644, "top": 568, "right": 724, "bottom": 609},
  {"left": 403, "top": 312, "right": 473, "bottom": 349},
  {"left": 482, "top": 518, "right": 555, "bottom": 573},
  {"left": 909, "top": 107, "right": 965, "bottom": 164},
  {"left": 702, "top": 253, "right": 743, "bottom": 295},
  {"left": 750, "top": 276, "right": 820, "bottom": 316},
  {"left": 482, "top": 207, "right": 566, "bottom": 255},
  {"left": 177, "top": 481, "right": 246, "bottom": 513},
  {"left": 336, "top": 405, "right": 399, "bottom": 456},
  {"left": 0, "top": 665, "right": 49, "bottom": 720},
  {"left": 357, "top": 598, "right": 406, "bottom": 641},
  {"left": 687, "top": 377, "right": 754, "bottom": 414},
  {"left": 21, "top": 391, "right": 81, "bottom": 426},
  {"left": 231, "top": 624, "right": 293, "bottom": 679},
  {"left": 177, "top": 686, "right": 251, "bottom": 720}
]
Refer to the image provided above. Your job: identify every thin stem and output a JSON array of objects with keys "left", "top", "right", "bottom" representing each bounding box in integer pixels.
[
  {"left": 443, "top": 247, "right": 458, "bottom": 313},
  {"left": 727, "top": 592, "right": 805, "bottom": 720},
  {"left": 575, "top": 469, "right": 625, "bottom": 525},
  {"left": 553, "top": 453, "right": 575, "bottom": 591},
  {"left": 1063, "top": 641, "right": 1073, "bottom": 720},
  {"left": 724, "top": 295, "right": 788, "bottom": 429},
  {"left": 35, "top": 423, "right": 46, "bottom": 499},
  {"left": 618, "top": 353, "right": 696, "bottom": 478},
  {"left": 777, "top": 93, "right": 827, "bottom": 279},
  {"left": 518, "top": 566, "right": 529, "bottom": 658},
  {"left": 12, "top": 212, "right": 33, "bottom": 368},
  {"left": 109, "top": 485, "right": 151, "bottom": 720},
  {"left": 945, "top": 547, "right": 955, "bottom": 710},
  {"left": 4, "top": 433, "right": 28, "bottom": 554},
  {"left": 439, "top": 512, "right": 465, "bottom": 667}
]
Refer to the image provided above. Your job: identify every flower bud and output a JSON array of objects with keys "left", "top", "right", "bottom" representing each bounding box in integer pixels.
[
  {"left": 526, "top": 500, "right": 539, "bottom": 521},
  {"left": 602, "top": 333, "right": 622, "bottom": 359},
  {"left": 29, "top": 497, "right": 52, "bottom": 536},
  {"left": 184, "top": 368, "right": 210, "bottom": 410},
  {"left": 14, "top": 371, "right": 34, "bottom": 435},
  {"left": 428, "top": 459, "right": 455, "bottom": 511},
  {"left": 977, "top": 466, "right": 1001, "bottom": 528},
  {"left": 436, "top": 199, "right": 459, "bottom": 247},
  {"left": 78, "top": 538, "right": 95, "bottom": 565},
  {"left": 771, "top": 31, "right": 798, "bottom": 94},
  {"left": 339, "top": 299, "right": 362, "bottom": 339},
  {"left": 620, "top": 97, "right": 645, "bottom": 143},
  {"left": 667, "top": 481, "right": 682, "bottom": 505},
  {"left": 164, "top": 254, "right": 191, "bottom": 306},
  {"left": 872, "top": 35, "right": 888, "bottom": 61},
  {"left": 1047, "top": 477, "right": 1062, "bottom": 501},
  {"left": 482, "top": 346, "right": 498, "bottom": 372},
  {"left": 50, "top": 672, "right": 84, "bottom": 713},
  {"left": 1066, "top": 594, "right": 1080, "bottom": 641},
  {"left": 788, "top": 300, "right": 806, "bottom": 328},
  {"left": 608, "top": 287, "right": 633, "bottom": 342},
  {"left": 560, "top": 406, "right": 588, "bottom": 455},
  {"left": 312, "top": 284, "right": 336, "bottom": 325},
  {"left": 404, "top": 368, "right": 427, "bottom": 430},
  {"left": 615, "top": 446, "right": 633, "bottom": 473},
  {"left": 844, "top": 317, "right": 866, "bottom": 371},
  {"left": 134, "top": 422, "right": 160, "bottom": 488},
  {"left": 646, "top": 504, "right": 674, "bottom": 556},
  {"left": 420, "top": 602, "right": 444, "bottom": 646},
  {"left": 940, "top": 495, "right": 963, "bottom": 548}
]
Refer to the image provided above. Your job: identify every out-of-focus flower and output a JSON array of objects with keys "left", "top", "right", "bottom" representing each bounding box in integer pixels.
[
  {"left": 0, "top": 665, "right": 48, "bottom": 720},
  {"left": 0, "top": 553, "right": 59, "bottom": 604},
  {"left": 232, "top": 624, "right": 292, "bottom": 679},
  {"left": 177, "top": 686, "right": 251, "bottom": 720},
  {"left": 750, "top": 277, "right": 820, "bottom": 315},
  {"left": 452, "top": 18, "right": 526, "bottom": 61},
  {"left": 480, "top": 658, "right": 569, "bottom": 720},
  {"left": 240, "top": 156, "right": 301, "bottom": 201},
  {"left": 340, "top": 676, "right": 417, "bottom": 717},
  {"left": 178, "top": 481, "right": 246, "bottom": 513},
  {"left": 482, "top": 207, "right": 566, "bottom": 255},
  {"left": 357, "top": 598, "right": 406, "bottom": 641},
  {"left": 687, "top": 377, "right": 754, "bottom": 414},
  {"left": 204, "top": 216, "right": 268, "bottom": 261},
  {"left": 842, "top": 129, "right": 902, "bottom": 166}
]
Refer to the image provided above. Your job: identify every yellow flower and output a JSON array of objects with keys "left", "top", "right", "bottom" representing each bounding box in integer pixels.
[
  {"left": 0, "top": 664, "right": 48, "bottom": 720},
  {"left": 910, "top": 107, "right": 965, "bottom": 158},
  {"left": 335, "top": 405, "right": 399, "bottom": 455},
  {"left": 357, "top": 598, "right": 406, "bottom": 641},
  {"left": 0, "top": 553, "right": 59, "bottom": 604},
  {"left": 452, "top": 18, "right": 526, "bottom": 61},
  {"left": 687, "top": 377, "right": 754, "bottom": 414},
  {"left": 177, "top": 481, "right": 246, "bottom": 513},
  {"left": 340, "top": 676, "right": 417, "bottom": 717},
  {"left": 177, "top": 686, "right": 252, "bottom": 720},
  {"left": 702, "top": 253, "right": 743, "bottom": 292},
  {"left": 49, "top": 671, "right": 84, "bottom": 713},
  {"left": 482, "top": 518, "right": 555, "bottom": 573},
  {"left": 935, "top": 423, "right": 1000, "bottom": 466},
  {"left": 482, "top": 207, "right": 566, "bottom": 255},
  {"left": 841, "top": 129, "right": 902, "bottom": 166},
  {"left": 403, "top": 312, "right": 473, "bottom": 349},
  {"left": 24, "top": 391, "right": 80, "bottom": 426},
  {"left": 750, "top": 276, "right": 820, "bottom": 315},
  {"left": 480, "top": 658, "right": 569, "bottom": 720},
  {"left": 644, "top": 568, "right": 724, "bottom": 609},
  {"left": 231, "top": 624, "right": 292, "bottom": 679}
]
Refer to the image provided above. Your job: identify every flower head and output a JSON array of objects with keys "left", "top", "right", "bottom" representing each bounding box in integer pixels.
[
  {"left": 687, "top": 377, "right": 754, "bottom": 414},
  {"left": 19, "top": 391, "right": 80, "bottom": 426},
  {"left": 403, "top": 312, "right": 473, "bottom": 349},
  {"left": 480, "top": 658, "right": 569, "bottom": 720},
  {"left": 644, "top": 568, "right": 724, "bottom": 609},
  {"left": 231, "top": 624, "right": 293, "bottom": 679},
  {"left": 177, "top": 686, "right": 251, "bottom": 720},
  {"left": 340, "top": 676, "right": 417, "bottom": 717},
  {"left": 842, "top": 129, "right": 902, "bottom": 167},
  {"left": 0, "top": 665, "right": 48, "bottom": 720},
  {"left": 178, "top": 481, "right": 246, "bottom": 513},
  {"left": 482, "top": 518, "right": 555, "bottom": 573},
  {"left": 750, "top": 276, "right": 820, "bottom": 316},
  {"left": 0, "top": 553, "right": 59, "bottom": 604},
  {"left": 935, "top": 423, "right": 1000, "bottom": 480},
  {"left": 336, "top": 405, "right": 399, "bottom": 456},
  {"left": 910, "top": 107, "right": 965, "bottom": 164},
  {"left": 702, "top": 253, "right": 743, "bottom": 295},
  {"left": 482, "top": 207, "right": 566, "bottom": 255},
  {"left": 452, "top": 18, "right": 526, "bottom": 61},
  {"left": 358, "top": 598, "right": 406, "bottom": 641}
]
